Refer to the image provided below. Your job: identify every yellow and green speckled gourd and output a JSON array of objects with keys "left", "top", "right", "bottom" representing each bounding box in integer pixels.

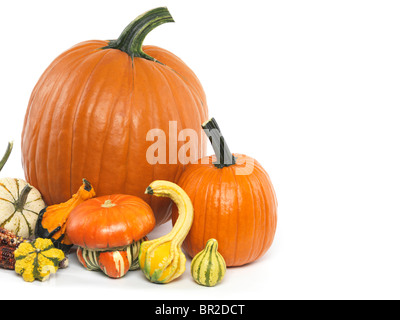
[
  {"left": 191, "top": 238, "right": 226, "bottom": 287},
  {"left": 139, "top": 180, "right": 193, "bottom": 284},
  {"left": 14, "top": 238, "right": 65, "bottom": 282}
]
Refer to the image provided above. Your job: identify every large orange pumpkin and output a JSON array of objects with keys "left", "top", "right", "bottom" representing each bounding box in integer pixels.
[
  {"left": 172, "top": 118, "right": 278, "bottom": 267},
  {"left": 21, "top": 7, "right": 208, "bottom": 225}
]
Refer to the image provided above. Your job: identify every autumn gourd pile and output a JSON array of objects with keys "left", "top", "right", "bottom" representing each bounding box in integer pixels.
[{"left": 0, "top": 6, "right": 277, "bottom": 286}]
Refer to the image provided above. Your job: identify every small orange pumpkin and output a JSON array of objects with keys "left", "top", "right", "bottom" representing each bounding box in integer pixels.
[{"left": 172, "top": 118, "right": 278, "bottom": 267}]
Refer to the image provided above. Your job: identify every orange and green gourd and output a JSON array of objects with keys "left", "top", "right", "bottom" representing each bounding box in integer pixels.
[
  {"left": 66, "top": 194, "right": 155, "bottom": 279},
  {"left": 35, "top": 179, "right": 96, "bottom": 252}
]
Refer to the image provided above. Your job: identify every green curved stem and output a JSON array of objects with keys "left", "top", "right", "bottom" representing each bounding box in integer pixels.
[
  {"left": 15, "top": 185, "right": 32, "bottom": 212},
  {"left": 0, "top": 141, "right": 13, "bottom": 172},
  {"left": 202, "top": 118, "right": 237, "bottom": 168},
  {"left": 106, "top": 7, "right": 174, "bottom": 61}
]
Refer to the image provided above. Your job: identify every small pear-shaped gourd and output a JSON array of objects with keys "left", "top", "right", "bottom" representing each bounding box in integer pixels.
[
  {"left": 139, "top": 180, "right": 193, "bottom": 284},
  {"left": 191, "top": 238, "right": 226, "bottom": 287}
]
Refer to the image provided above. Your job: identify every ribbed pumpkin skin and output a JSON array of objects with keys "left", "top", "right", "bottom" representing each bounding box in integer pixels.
[
  {"left": 21, "top": 41, "right": 208, "bottom": 226},
  {"left": 172, "top": 154, "right": 277, "bottom": 267}
]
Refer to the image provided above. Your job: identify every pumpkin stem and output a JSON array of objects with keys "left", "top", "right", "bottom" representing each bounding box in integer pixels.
[
  {"left": 106, "top": 7, "right": 174, "bottom": 61},
  {"left": 202, "top": 118, "right": 236, "bottom": 168},
  {"left": 0, "top": 141, "right": 13, "bottom": 172},
  {"left": 15, "top": 184, "right": 32, "bottom": 212},
  {"left": 102, "top": 200, "right": 116, "bottom": 208}
]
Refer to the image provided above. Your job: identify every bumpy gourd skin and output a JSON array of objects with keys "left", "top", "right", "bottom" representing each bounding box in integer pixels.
[
  {"left": 140, "top": 239, "right": 186, "bottom": 283},
  {"left": 14, "top": 238, "right": 65, "bottom": 282},
  {"left": 139, "top": 181, "right": 193, "bottom": 284}
]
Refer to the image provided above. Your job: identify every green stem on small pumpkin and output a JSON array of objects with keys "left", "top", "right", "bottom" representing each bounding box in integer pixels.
[
  {"left": 0, "top": 141, "right": 13, "bottom": 172},
  {"left": 202, "top": 118, "right": 236, "bottom": 168},
  {"left": 15, "top": 185, "right": 32, "bottom": 212},
  {"left": 106, "top": 7, "right": 174, "bottom": 61}
]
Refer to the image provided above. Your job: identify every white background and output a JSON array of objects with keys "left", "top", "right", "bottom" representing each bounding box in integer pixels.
[{"left": 0, "top": 0, "right": 399, "bottom": 300}]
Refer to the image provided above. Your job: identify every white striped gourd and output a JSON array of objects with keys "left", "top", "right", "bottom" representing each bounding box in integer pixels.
[
  {"left": 0, "top": 142, "right": 45, "bottom": 238},
  {"left": 191, "top": 238, "right": 226, "bottom": 287}
]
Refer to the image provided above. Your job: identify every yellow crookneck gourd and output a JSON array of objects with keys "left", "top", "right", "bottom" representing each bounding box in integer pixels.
[
  {"left": 191, "top": 238, "right": 226, "bottom": 287},
  {"left": 139, "top": 181, "right": 193, "bottom": 284}
]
